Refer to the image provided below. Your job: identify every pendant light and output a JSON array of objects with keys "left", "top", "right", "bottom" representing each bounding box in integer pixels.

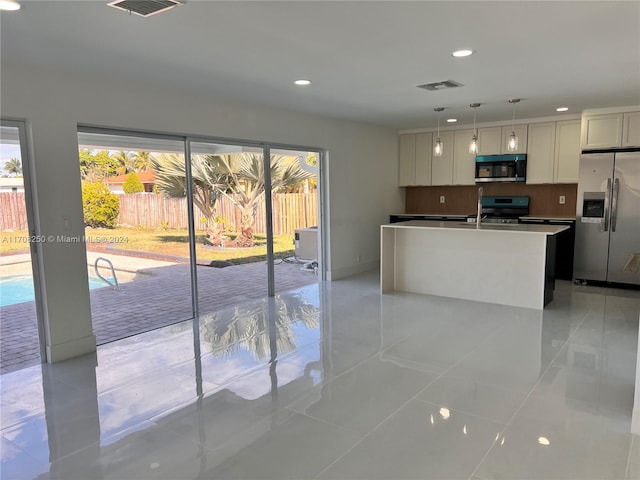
[
  {"left": 468, "top": 103, "right": 480, "bottom": 155},
  {"left": 507, "top": 98, "right": 520, "bottom": 152},
  {"left": 433, "top": 107, "right": 445, "bottom": 157}
]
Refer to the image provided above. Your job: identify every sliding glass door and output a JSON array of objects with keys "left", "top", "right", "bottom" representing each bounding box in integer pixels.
[
  {"left": 188, "top": 141, "right": 269, "bottom": 314},
  {"left": 73, "top": 128, "right": 324, "bottom": 349},
  {"left": 269, "top": 149, "right": 320, "bottom": 295},
  {"left": 77, "top": 130, "right": 195, "bottom": 344}
]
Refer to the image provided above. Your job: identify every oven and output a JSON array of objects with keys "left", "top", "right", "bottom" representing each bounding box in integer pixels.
[{"left": 469, "top": 195, "right": 530, "bottom": 224}]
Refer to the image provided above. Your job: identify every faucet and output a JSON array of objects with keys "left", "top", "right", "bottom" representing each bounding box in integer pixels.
[{"left": 476, "top": 187, "right": 483, "bottom": 227}]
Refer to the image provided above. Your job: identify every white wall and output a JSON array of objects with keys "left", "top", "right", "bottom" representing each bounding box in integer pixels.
[{"left": 1, "top": 60, "right": 402, "bottom": 362}]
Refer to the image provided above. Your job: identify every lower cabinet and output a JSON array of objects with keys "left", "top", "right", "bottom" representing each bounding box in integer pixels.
[{"left": 520, "top": 219, "right": 575, "bottom": 280}]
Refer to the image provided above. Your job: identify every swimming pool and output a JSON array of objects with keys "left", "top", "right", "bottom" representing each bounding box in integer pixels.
[{"left": 0, "top": 275, "right": 111, "bottom": 307}]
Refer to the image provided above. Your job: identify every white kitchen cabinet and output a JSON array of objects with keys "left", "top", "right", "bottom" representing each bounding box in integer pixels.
[
  {"left": 430, "top": 131, "right": 454, "bottom": 185},
  {"left": 453, "top": 129, "right": 476, "bottom": 185},
  {"left": 526, "top": 122, "right": 556, "bottom": 184},
  {"left": 414, "top": 132, "right": 433, "bottom": 185},
  {"left": 622, "top": 111, "right": 640, "bottom": 147},
  {"left": 399, "top": 133, "right": 433, "bottom": 186},
  {"left": 501, "top": 124, "right": 528, "bottom": 154},
  {"left": 554, "top": 119, "right": 581, "bottom": 183},
  {"left": 526, "top": 120, "right": 580, "bottom": 184},
  {"left": 477, "top": 125, "right": 528, "bottom": 155},
  {"left": 581, "top": 113, "right": 623, "bottom": 149},
  {"left": 477, "top": 127, "right": 501, "bottom": 155},
  {"left": 398, "top": 134, "right": 416, "bottom": 186}
]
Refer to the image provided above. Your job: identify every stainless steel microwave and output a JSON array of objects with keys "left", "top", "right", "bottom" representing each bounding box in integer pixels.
[{"left": 475, "top": 154, "right": 527, "bottom": 183}]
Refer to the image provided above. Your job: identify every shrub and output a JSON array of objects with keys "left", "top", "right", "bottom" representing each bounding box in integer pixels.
[
  {"left": 82, "top": 182, "right": 120, "bottom": 228},
  {"left": 123, "top": 172, "right": 144, "bottom": 194}
]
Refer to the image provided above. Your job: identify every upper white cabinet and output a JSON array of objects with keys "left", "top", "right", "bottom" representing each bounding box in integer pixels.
[
  {"left": 415, "top": 133, "right": 433, "bottom": 185},
  {"left": 431, "top": 131, "right": 454, "bottom": 186},
  {"left": 581, "top": 113, "right": 624, "bottom": 149},
  {"left": 581, "top": 111, "right": 640, "bottom": 149},
  {"left": 501, "top": 124, "right": 528, "bottom": 154},
  {"left": 477, "top": 127, "right": 502, "bottom": 155},
  {"left": 622, "top": 111, "right": 640, "bottom": 147},
  {"left": 398, "top": 132, "right": 433, "bottom": 186},
  {"left": 526, "top": 122, "right": 556, "bottom": 184},
  {"left": 477, "top": 125, "right": 528, "bottom": 154},
  {"left": 554, "top": 120, "right": 581, "bottom": 183},
  {"left": 453, "top": 129, "right": 476, "bottom": 185},
  {"left": 526, "top": 120, "right": 580, "bottom": 184},
  {"left": 398, "top": 134, "right": 416, "bottom": 186}
]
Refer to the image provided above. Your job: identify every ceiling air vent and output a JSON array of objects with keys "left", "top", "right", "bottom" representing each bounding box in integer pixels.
[
  {"left": 417, "top": 80, "right": 464, "bottom": 91},
  {"left": 107, "top": 0, "right": 182, "bottom": 17}
]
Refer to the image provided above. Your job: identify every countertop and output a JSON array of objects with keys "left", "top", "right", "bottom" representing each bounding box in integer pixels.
[
  {"left": 519, "top": 216, "right": 576, "bottom": 221},
  {"left": 390, "top": 213, "right": 469, "bottom": 218},
  {"left": 382, "top": 220, "right": 569, "bottom": 235}
]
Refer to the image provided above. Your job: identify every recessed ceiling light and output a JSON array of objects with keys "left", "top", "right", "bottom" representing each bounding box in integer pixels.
[
  {"left": 446, "top": 118, "right": 458, "bottom": 123},
  {"left": 0, "top": 0, "right": 21, "bottom": 11},
  {"left": 294, "top": 79, "right": 311, "bottom": 86},
  {"left": 451, "top": 49, "right": 474, "bottom": 58},
  {"left": 556, "top": 107, "right": 569, "bottom": 112}
]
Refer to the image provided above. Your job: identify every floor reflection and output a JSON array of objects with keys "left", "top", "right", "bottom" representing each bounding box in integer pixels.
[{"left": 0, "top": 278, "right": 638, "bottom": 480}]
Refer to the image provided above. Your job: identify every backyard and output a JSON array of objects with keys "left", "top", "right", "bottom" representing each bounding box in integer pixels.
[{"left": 0, "top": 227, "right": 299, "bottom": 264}]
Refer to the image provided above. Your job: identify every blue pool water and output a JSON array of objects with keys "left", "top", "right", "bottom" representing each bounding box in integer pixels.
[{"left": 0, "top": 275, "right": 109, "bottom": 307}]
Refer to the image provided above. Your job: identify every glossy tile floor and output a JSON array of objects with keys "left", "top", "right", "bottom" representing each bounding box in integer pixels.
[{"left": 1, "top": 271, "right": 639, "bottom": 480}]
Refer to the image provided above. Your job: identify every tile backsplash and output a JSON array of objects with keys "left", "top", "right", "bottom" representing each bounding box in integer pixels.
[{"left": 405, "top": 183, "right": 578, "bottom": 217}]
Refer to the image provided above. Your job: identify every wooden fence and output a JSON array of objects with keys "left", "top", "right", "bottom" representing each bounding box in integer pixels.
[
  {"left": 0, "top": 192, "right": 29, "bottom": 231},
  {"left": 0, "top": 192, "right": 318, "bottom": 235}
]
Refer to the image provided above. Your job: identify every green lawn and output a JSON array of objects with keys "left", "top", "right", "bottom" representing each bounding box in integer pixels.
[{"left": 0, "top": 227, "right": 297, "bottom": 264}]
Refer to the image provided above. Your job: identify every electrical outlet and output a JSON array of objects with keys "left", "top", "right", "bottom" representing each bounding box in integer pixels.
[
  {"left": 439, "top": 195, "right": 445, "bottom": 204},
  {"left": 559, "top": 195, "right": 566, "bottom": 205}
]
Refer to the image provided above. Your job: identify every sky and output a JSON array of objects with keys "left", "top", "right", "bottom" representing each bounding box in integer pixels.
[{"left": 0, "top": 140, "right": 22, "bottom": 177}]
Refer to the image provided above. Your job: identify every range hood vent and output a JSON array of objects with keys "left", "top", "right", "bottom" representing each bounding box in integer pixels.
[
  {"left": 107, "top": 0, "right": 182, "bottom": 17},
  {"left": 417, "top": 80, "right": 464, "bottom": 91}
]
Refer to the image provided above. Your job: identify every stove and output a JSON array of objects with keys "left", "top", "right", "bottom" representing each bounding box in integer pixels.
[
  {"left": 469, "top": 195, "right": 529, "bottom": 224},
  {"left": 482, "top": 217, "right": 520, "bottom": 224}
]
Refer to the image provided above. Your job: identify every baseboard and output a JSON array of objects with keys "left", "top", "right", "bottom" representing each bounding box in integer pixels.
[
  {"left": 328, "top": 260, "right": 378, "bottom": 281},
  {"left": 46, "top": 334, "right": 97, "bottom": 363}
]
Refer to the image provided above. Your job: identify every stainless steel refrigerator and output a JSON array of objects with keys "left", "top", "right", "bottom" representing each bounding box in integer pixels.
[{"left": 574, "top": 150, "right": 640, "bottom": 285}]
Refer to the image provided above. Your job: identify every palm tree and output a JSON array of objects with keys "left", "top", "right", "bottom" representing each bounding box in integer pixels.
[
  {"left": 112, "top": 150, "right": 137, "bottom": 175},
  {"left": 132, "top": 151, "right": 151, "bottom": 172},
  {"left": 154, "top": 152, "right": 312, "bottom": 248},
  {"left": 210, "top": 153, "right": 313, "bottom": 247},
  {"left": 4, "top": 157, "right": 22, "bottom": 177},
  {"left": 151, "top": 153, "right": 233, "bottom": 245}
]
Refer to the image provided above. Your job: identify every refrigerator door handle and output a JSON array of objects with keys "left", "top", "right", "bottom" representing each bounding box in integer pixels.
[
  {"left": 603, "top": 177, "right": 611, "bottom": 232},
  {"left": 611, "top": 178, "right": 619, "bottom": 232}
]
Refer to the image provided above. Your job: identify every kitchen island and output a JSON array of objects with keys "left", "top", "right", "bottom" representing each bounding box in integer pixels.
[{"left": 380, "top": 220, "right": 569, "bottom": 309}]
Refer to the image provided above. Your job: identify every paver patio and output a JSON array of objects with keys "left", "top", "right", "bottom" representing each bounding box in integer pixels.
[{"left": 0, "top": 254, "right": 319, "bottom": 374}]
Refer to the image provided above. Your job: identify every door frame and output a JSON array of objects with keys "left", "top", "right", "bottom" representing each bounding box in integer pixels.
[
  {"left": 79, "top": 125, "right": 327, "bottom": 318},
  {"left": 1, "top": 118, "right": 47, "bottom": 362}
]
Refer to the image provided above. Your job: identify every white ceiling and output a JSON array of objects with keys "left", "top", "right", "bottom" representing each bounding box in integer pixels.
[{"left": 1, "top": 1, "right": 639, "bottom": 129}]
